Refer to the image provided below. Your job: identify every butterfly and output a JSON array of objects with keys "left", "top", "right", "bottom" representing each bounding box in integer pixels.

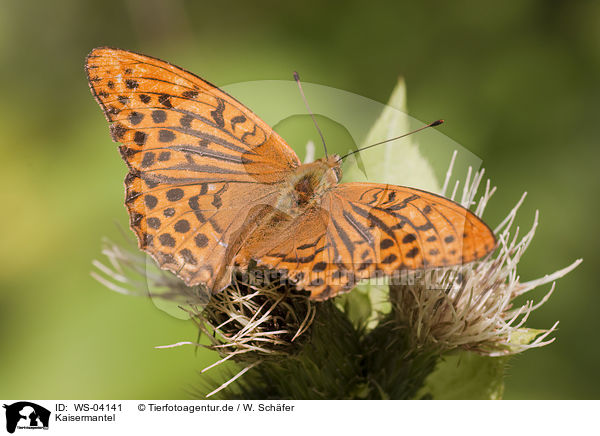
[{"left": 85, "top": 47, "right": 496, "bottom": 301}]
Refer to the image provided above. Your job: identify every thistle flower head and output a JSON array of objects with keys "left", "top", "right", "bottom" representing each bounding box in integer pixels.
[{"left": 188, "top": 270, "right": 315, "bottom": 361}]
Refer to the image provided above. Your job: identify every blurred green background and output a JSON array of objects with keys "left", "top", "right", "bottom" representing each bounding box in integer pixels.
[{"left": 1, "top": 0, "right": 597, "bottom": 399}]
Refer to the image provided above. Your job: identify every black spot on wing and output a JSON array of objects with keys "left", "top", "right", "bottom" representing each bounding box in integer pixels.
[
  {"left": 147, "top": 217, "right": 161, "bottom": 229},
  {"left": 380, "top": 238, "right": 394, "bottom": 249},
  {"left": 134, "top": 131, "right": 147, "bottom": 146},
  {"left": 382, "top": 254, "right": 397, "bottom": 264},
  {"left": 159, "top": 130, "right": 176, "bottom": 142},
  {"left": 195, "top": 233, "right": 208, "bottom": 248},
  {"left": 158, "top": 94, "right": 172, "bottom": 108},
  {"left": 158, "top": 151, "right": 171, "bottom": 161},
  {"left": 144, "top": 195, "right": 158, "bottom": 209},
  {"left": 231, "top": 115, "right": 246, "bottom": 130},
  {"left": 182, "top": 90, "right": 199, "bottom": 99},
  {"left": 312, "top": 262, "right": 327, "bottom": 272},
  {"left": 166, "top": 188, "right": 184, "bottom": 202},
  {"left": 402, "top": 234, "right": 417, "bottom": 244},
  {"left": 159, "top": 233, "right": 176, "bottom": 247},
  {"left": 152, "top": 110, "right": 167, "bottom": 123},
  {"left": 141, "top": 152, "right": 155, "bottom": 168},
  {"left": 174, "top": 219, "right": 190, "bottom": 233},
  {"left": 125, "top": 79, "right": 138, "bottom": 89},
  {"left": 128, "top": 111, "right": 144, "bottom": 125},
  {"left": 210, "top": 98, "right": 226, "bottom": 128},
  {"left": 180, "top": 114, "right": 194, "bottom": 128},
  {"left": 406, "top": 247, "right": 419, "bottom": 258}
]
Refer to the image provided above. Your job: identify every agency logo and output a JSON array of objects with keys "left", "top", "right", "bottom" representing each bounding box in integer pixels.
[{"left": 3, "top": 402, "right": 50, "bottom": 434}]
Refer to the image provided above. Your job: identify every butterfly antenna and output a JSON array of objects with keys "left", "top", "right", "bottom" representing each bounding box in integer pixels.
[
  {"left": 338, "top": 119, "right": 444, "bottom": 161},
  {"left": 294, "top": 71, "right": 329, "bottom": 157}
]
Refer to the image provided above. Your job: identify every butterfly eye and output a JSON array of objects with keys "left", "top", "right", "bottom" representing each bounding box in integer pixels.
[{"left": 332, "top": 166, "right": 342, "bottom": 182}]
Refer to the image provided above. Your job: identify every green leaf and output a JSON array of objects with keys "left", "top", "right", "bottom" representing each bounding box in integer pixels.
[
  {"left": 342, "top": 78, "right": 440, "bottom": 193},
  {"left": 416, "top": 351, "right": 506, "bottom": 400}
]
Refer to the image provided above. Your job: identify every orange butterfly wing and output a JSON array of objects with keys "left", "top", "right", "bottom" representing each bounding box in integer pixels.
[
  {"left": 258, "top": 183, "right": 496, "bottom": 300},
  {"left": 85, "top": 47, "right": 301, "bottom": 291}
]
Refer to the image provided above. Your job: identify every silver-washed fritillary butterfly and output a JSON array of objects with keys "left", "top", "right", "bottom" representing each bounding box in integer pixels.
[{"left": 86, "top": 47, "right": 496, "bottom": 300}]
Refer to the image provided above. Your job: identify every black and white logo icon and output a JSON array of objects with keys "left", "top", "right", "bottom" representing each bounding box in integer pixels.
[{"left": 3, "top": 402, "right": 50, "bottom": 434}]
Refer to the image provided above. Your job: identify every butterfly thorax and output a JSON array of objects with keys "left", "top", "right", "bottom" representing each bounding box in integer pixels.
[
  {"left": 223, "top": 156, "right": 341, "bottom": 281},
  {"left": 276, "top": 155, "right": 342, "bottom": 215}
]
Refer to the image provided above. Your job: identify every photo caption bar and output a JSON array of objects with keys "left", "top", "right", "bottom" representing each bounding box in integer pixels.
[{"left": 1, "top": 400, "right": 597, "bottom": 435}]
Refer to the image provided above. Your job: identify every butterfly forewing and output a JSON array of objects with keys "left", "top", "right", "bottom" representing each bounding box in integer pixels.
[{"left": 86, "top": 47, "right": 299, "bottom": 290}]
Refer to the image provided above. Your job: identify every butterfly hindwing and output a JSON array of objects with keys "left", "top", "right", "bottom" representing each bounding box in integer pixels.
[
  {"left": 125, "top": 175, "right": 279, "bottom": 290},
  {"left": 259, "top": 183, "right": 496, "bottom": 300}
]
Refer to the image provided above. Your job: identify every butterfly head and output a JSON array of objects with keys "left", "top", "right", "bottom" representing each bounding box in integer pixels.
[
  {"left": 319, "top": 154, "right": 343, "bottom": 183},
  {"left": 309, "top": 154, "right": 343, "bottom": 193}
]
